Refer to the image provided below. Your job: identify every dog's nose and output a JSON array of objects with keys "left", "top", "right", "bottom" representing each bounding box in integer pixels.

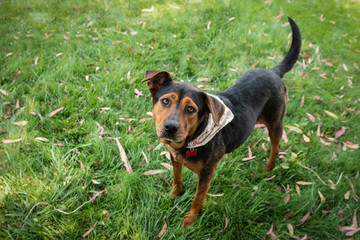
[{"left": 164, "top": 121, "right": 179, "bottom": 133}]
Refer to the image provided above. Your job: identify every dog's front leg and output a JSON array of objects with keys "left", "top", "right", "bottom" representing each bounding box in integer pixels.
[
  {"left": 170, "top": 156, "right": 183, "bottom": 198},
  {"left": 183, "top": 164, "right": 217, "bottom": 227}
]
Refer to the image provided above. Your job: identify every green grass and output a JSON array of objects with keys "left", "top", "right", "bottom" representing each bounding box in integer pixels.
[{"left": 1, "top": 0, "right": 359, "bottom": 239}]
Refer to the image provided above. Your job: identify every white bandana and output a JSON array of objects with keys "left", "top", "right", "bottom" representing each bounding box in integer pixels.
[{"left": 186, "top": 94, "right": 234, "bottom": 149}]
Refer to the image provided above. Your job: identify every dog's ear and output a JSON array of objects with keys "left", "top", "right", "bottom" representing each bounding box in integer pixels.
[
  {"left": 204, "top": 94, "right": 225, "bottom": 126},
  {"left": 142, "top": 70, "right": 171, "bottom": 96}
]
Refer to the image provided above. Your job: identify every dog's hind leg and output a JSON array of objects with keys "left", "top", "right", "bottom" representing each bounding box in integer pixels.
[{"left": 265, "top": 122, "right": 283, "bottom": 170}]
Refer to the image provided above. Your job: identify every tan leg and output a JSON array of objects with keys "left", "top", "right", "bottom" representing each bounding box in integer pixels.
[
  {"left": 183, "top": 164, "right": 217, "bottom": 227},
  {"left": 171, "top": 159, "right": 183, "bottom": 198},
  {"left": 265, "top": 124, "right": 283, "bottom": 171}
]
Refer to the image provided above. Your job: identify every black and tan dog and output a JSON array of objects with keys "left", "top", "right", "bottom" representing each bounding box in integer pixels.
[{"left": 143, "top": 17, "right": 301, "bottom": 227}]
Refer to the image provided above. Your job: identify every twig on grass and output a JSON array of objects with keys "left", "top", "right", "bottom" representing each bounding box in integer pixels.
[{"left": 297, "top": 162, "right": 343, "bottom": 189}]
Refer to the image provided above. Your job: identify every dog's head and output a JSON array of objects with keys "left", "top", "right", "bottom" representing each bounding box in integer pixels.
[{"left": 143, "top": 70, "right": 224, "bottom": 149}]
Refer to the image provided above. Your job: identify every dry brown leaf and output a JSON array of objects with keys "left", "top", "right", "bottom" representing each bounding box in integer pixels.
[
  {"left": 264, "top": 175, "right": 276, "bottom": 181},
  {"left": 287, "top": 223, "right": 295, "bottom": 235},
  {"left": 266, "top": 223, "right": 278, "bottom": 239},
  {"left": 80, "top": 161, "right": 85, "bottom": 172},
  {"left": 324, "top": 110, "right": 338, "bottom": 119},
  {"left": 143, "top": 170, "right": 166, "bottom": 176},
  {"left": 158, "top": 222, "right": 167, "bottom": 238},
  {"left": 49, "top": 107, "right": 64, "bottom": 117},
  {"left": 284, "top": 195, "right": 290, "bottom": 205},
  {"left": 160, "top": 151, "right": 171, "bottom": 161},
  {"left": 160, "top": 162, "right": 173, "bottom": 170},
  {"left": 108, "top": 137, "right": 133, "bottom": 174},
  {"left": 12, "top": 121, "right": 28, "bottom": 126},
  {"left": 207, "top": 193, "right": 224, "bottom": 197},
  {"left": 302, "top": 134, "right": 311, "bottom": 143},
  {"left": 296, "top": 185, "right": 301, "bottom": 196},
  {"left": 307, "top": 113, "right": 315, "bottom": 123},
  {"left": 318, "top": 191, "right": 325, "bottom": 204},
  {"left": 300, "top": 95, "right": 305, "bottom": 107},
  {"left": 296, "top": 181, "right": 315, "bottom": 186},
  {"left": 142, "top": 6, "right": 154, "bottom": 12},
  {"left": 298, "top": 211, "right": 311, "bottom": 225},
  {"left": 134, "top": 88, "right": 143, "bottom": 98},
  {"left": 335, "top": 126, "right": 346, "bottom": 138},
  {"left": 0, "top": 89, "right": 9, "bottom": 96},
  {"left": 35, "top": 137, "right": 49, "bottom": 142},
  {"left": 83, "top": 221, "right": 98, "bottom": 238},
  {"left": 139, "top": 117, "right": 152, "bottom": 123},
  {"left": 285, "top": 125, "right": 303, "bottom": 133},
  {"left": 91, "top": 179, "right": 101, "bottom": 185},
  {"left": 142, "top": 151, "right": 149, "bottom": 164},
  {"left": 2, "top": 138, "right": 22, "bottom": 144},
  {"left": 344, "top": 190, "right": 351, "bottom": 200}
]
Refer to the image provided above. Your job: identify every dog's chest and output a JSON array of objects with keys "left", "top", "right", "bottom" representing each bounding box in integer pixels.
[{"left": 168, "top": 147, "right": 203, "bottom": 175}]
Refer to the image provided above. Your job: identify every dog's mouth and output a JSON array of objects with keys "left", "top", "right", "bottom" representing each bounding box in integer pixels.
[{"left": 157, "top": 131, "right": 184, "bottom": 144}]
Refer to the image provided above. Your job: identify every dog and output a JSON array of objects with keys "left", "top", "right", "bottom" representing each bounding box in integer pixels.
[{"left": 143, "top": 17, "right": 301, "bottom": 227}]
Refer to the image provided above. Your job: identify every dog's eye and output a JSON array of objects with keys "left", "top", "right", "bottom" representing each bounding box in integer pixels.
[
  {"left": 161, "top": 98, "right": 170, "bottom": 106},
  {"left": 186, "top": 106, "right": 195, "bottom": 114}
]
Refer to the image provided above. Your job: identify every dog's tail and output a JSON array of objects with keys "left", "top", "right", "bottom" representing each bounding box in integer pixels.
[{"left": 272, "top": 17, "right": 301, "bottom": 78}]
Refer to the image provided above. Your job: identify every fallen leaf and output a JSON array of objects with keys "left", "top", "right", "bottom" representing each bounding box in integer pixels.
[
  {"left": 55, "top": 52, "right": 63, "bottom": 57},
  {"left": 134, "top": 88, "right": 143, "bottom": 98},
  {"left": 242, "top": 146, "right": 256, "bottom": 161},
  {"left": 266, "top": 223, "right": 278, "bottom": 240},
  {"left": 12, "top": 121, "right": 28, "bottom": 126},
  {"left": 102, "top": 210, "right": 109, "bottom": 215},
  {"left": 206, "top": 21, "right": 211, "bottom": 30},
  {"left": 34, "top": 56, "right": 39, "bottom": 66},
  {"left": 142, "top": 151, "right": 149, "bottom": 164},
  {"left": 160, "top": 162, "right": 173, "bottom": 170},
  {"left": 285, "top": 125, "right": 303, "bottom": 133},
  {"left": 91, "top": 179, "right": 101, "bottom": 185},
  {"left": 143, "top": 170, "right": 166, "bottom": 176},
  {"left": 298, "top": 211, "right": 311, "bottom": 225},
  {"left": 49, "top": 107, "right": 64, "bottom": 117},
  {"left": 335, "top": 126, "right": 346, "bottom": 138},
  {"left": 300, "top": 96, "right": 305, "bottom": 107},
  {"left": 35, "top": 137, "right": 49, "bottom": 142},
  {"left": 296, "top": 181, "right": 315, "bottom": 186},
  {"left": 139, "top": 117, "right": 152, "bottom": 123},
  {"left": 15, "top": 99, "right": 20, "bottom": 109},
  {"left": 0, "top": 89, "right": 9, "bottom": 96},
  {"left": 287, "top": 223, "right": 295, "bottom": 235},
  {"left": 2, "top": 138, "right": 22, "bottom": 144},
  {"left": 338, "top": 209, "right": 360, "bottom": 237},
  {"left": 318, "top": 191, "right": 325, "bottom": 203},
  {"left": 80, "top": 161, "right": 85, "bottom": 172},
  {"left": 208, "top": 193, "right": 224, "bottom": 197},
  {"left": 86, "top": 21, "right": 94, "bottom": 28},
  {"left": 261, "top": 143, "right": 268, "bottom": 151},
  {"left": 264, "top": 175, "right": 276, "bottom": 181},
  {"left": 302, "top": 134, "right": 310, "bottom": 143},
  {"left": 158, "top": 222, "right": 167, "bottom": 238},
  {"left": 324, "top": 110, "right": 338, "bottom": 119},
  {"left": 142, "top": 6, "right": 154, "bottom": 12},
  {"left": 284, "top": 195, "right": 290, "bottom": 204},
  {"left": 83, "top": 221, "right": 98, "bottom": 238},
  {"left": 160, "top": 151, "right": 171, "bottom": 161},
  {"left": 344, "top": 190, "right": 351, "bottom": 200},
  {"left": 306, "top": 113, "right": 315, "bottom": 123},
  {"left": 343, "top": 141, "right": 359, "bottom": 150},
  {"left": 296, "top": 185, "right": 301, "bottom": 196},
  {"left": 224, "top": 217, "right": 228, "bottom": 230}
]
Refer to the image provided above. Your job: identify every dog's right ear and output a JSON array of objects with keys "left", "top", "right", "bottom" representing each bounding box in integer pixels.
[{"left": 142, "top": 70, "right": 171, "bottom": 96}]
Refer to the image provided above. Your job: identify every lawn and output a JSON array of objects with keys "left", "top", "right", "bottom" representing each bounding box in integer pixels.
[{"left": 0, "top": 0, "right": 359, "bottom": 239}]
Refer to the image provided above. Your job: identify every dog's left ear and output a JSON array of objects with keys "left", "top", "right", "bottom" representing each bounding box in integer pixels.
[
  {"left": 142, "top": 70, "right": 171, "bottom": 96},
  {"left": 204, "top": 94, "right": 225, "bottom": 126}
]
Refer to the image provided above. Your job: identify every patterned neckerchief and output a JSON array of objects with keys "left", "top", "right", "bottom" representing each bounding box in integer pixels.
[{"left": 186, "top": 94, "right": 234, "bottom": 149}]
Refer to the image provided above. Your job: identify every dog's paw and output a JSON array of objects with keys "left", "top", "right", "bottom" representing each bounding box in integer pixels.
[{"left": 183, "top": 215, "right": 196, "bottom": 228}]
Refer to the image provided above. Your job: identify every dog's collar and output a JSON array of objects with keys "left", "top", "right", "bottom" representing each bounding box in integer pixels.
[{"left": 186, "top": 94, "right": 234, "bottom": 149}]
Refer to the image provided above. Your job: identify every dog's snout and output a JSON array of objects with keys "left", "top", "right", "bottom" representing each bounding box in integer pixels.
[{"left": 164, "top": 121, "right": 179, "bottom": 133}]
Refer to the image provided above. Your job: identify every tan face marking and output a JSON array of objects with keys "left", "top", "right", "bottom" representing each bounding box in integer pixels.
[{"left": 153, "top": 93, "right": 200, "bottom": 149}]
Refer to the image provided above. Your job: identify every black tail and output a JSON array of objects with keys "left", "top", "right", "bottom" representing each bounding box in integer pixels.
[{"left": 272, "top": 17, "right": 301, "bottom": 78}]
